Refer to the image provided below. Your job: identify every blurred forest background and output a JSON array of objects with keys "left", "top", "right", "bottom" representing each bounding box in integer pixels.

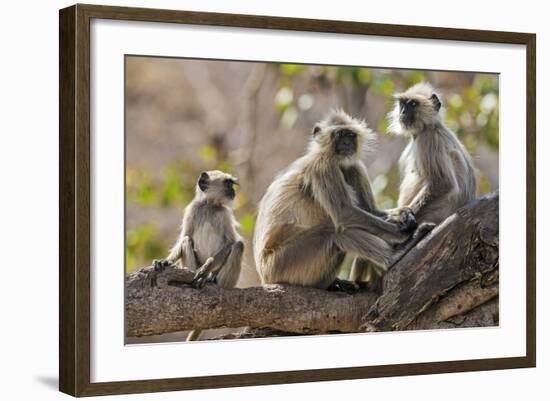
[{"left": 125, "top": 56, "right": 499, "bottom": 286}]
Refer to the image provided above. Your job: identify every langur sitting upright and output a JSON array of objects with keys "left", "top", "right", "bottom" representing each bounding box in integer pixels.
[
  {"left": 254, "top": 110, "right": 433, "bottom": 291},
  {"left": 390, "top": 82, "right": 477, "bottom": 223},
  {"left": 351, "top": 83, "right": 477, "bottom": 288},
  {"left": 154, "top": 170, "right": 244, "bottom": 340}
]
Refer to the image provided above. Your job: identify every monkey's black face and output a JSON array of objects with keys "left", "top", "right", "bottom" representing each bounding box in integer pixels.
[
  {"left": 399, "top": 98, "right": 418, "bottom": 127},
  {"left": 197, "top": 171, "right": 238, "bottom": 203},
  {"left": 223, "top": 179, "right": 236, "bottom": 200},
  {"left": 332, "top": 128, "right": 357, "bottom": 156}
]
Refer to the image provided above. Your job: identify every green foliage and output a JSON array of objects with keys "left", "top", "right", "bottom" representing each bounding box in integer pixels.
[
  {"left": 239, "top": 213, "right": 256, "bottom": 236},
  {"left": 126, "top": 62, "right": 499, "bottom": 272},
  {"left": 336, "top": 67, "right": 372, "bottom": 86},
  {"left": 272, "top": 64, "right": 499, "bottom": 206},
  {"left": 159, "top": 165, "right": 196, "bottom": 208},
  {"left": 274, "top": 86, "right": 298, "bottom": 129},
  {"left": 276, "top": 65, "right": 299, "bottom": 123},
  {"left": 280, "top": 63, "right": 305, "bottom": 76},
  {"left": 126, "top": 161, "right": 197, "bottom": 271},
  {"left": 217, "top": 159, "right": 234, "bottom": 174},
  {"left": 127, "top": 162, "right": 196, "bottom": 210},
  {"left": 126, "top": 168, "right": 156, "bottom": 207},
  {"left": 372, "top": 166, "right": 401, "bottom": 209},
  {"left": 126, "top": 153, "right": 253, "bottom": 271},
  {"left": 273, "top": 64, "right": 498, "bottom": 152},
  {"left": 445, "top": 75, "right": 499, "bottom": 152},
  {"left": 126, "top": 225, "right": 165, "bottom": 272},
  {"left": 370, "top": 74, "right": 395, "bottom": 97},
  {"left": 477, "top": 171, "right": 492, "bottom": 195},
  {"left": 199, "top": 144, "right": 218, "bottom": 162},
  {"left": 377, "top": 116, "right": 390, "bottom": 135},
  {"left": 406, "top": 71, "right": 427, "bottom": 86}
]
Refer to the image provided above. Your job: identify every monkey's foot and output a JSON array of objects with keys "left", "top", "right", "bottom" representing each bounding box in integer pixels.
[
  {"left": 191, "top": 271, "right": 217, "bottom": 289},
  {"left": 327, "top": 278, "right": 360, "bottom": 294},
  {"left": 153, "top": 259, "right": 174, "bottom": 272},
  {"left": 392, "top": 221, "right": 435, "bottom": 251},
  {"left": 389, "top": 221, "right": 436, "bottom": 268},
  {"left": 387, "top": 207, "right": 417, "bottom": 233},
  {"left": 191, "top": 257, "right": 216, "bottom": 289},
  {"left": 414, "top": 222, "right": 436, "bottom": 239}
]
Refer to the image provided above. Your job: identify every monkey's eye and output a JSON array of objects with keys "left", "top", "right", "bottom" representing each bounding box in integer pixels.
[
  {"left": 409, "top": 100, "right": 418, "bottom": 108},
  {"left": 224, "top": 179, "right": 235, "bottom": 188}
]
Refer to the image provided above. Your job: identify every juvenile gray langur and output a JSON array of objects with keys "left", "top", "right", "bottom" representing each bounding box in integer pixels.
[
  {"left": 154, "top": 170, "right": 244, "bottom": 340},
  {"left": 254, "top": 110, "right": 433, "bottom": 291},
  {"left": 351, "top": 83, "right": 477, "bottom": 286}
]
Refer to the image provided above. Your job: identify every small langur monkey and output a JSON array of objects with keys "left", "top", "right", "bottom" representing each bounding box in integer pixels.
[
  {"left": 351, "top": 83, "right": 477, "bottom": 287},
  {"left": 254, "top": 110, "right": 433, "bottom": 291},
  {"left": 154, "top": 170, "right": 244, "bottom": 340}
]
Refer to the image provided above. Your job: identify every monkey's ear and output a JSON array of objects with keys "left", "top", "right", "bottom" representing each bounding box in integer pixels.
[
  {"left": 198, "top": 172, "right": 209, "bottom": 192},
  {"left": 312, "top": 125, "right": 321, "bottom": 136},
  {"left": 430, "top": 93, "right": 442, "bottom": 111}
]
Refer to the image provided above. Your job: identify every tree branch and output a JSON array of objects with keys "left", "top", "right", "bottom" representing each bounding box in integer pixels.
[
  {"left": 363, "top": 191, "right": 499, "bottom": 332},
  {"left": 126, "top": 192, "right": 499, "bottom": 338},
  {"left": 126, "top": 267, "right": 378, "bottom": 337}
]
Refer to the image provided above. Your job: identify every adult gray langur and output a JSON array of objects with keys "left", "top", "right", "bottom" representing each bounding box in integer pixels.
[
  {"left": 254, "top": 110, "right": 433, "bottom": 291},
  {"left": 351, "top": 83, "right": 477, "bottom": 287}
]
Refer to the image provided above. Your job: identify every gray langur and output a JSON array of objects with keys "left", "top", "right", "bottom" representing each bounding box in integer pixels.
[
  {"left": 351, "top": 83, "right": 477, "bottom": 287},
  {"left": 154, "top": 170, "right": 244, "bottom": 340},
  {"left": 253, "top": 110, "right": 433, "bottom": 291}
]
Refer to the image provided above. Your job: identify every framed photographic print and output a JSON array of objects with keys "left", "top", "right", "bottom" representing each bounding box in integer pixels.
[{"left": 59, "top": 3, "right": 536, "bottom": 397}]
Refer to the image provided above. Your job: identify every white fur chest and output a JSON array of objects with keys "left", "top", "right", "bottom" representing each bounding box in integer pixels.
[
  {"left": 193, "top": 222, "right": 224, "bottom": 264},
  {"left": 399, "top": 143, "right": 418, "bottom": 178},
  {"left": 397, "top": 142, "right": 424, "bottom": 206}
]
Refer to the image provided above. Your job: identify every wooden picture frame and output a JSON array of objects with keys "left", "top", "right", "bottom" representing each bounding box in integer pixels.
[{"left": 59, "top": 3, "right": 536, "bottom": 396}]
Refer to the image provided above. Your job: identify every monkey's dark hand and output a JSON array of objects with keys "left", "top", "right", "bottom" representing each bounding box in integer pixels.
[
  {"left": 386, "top": 207, "right": 417, "bottom": 233},
  {"left": 153, "top": 259, "right": 173, "bottom": 272},
  {"left": 399, "top": 209, "right": 417, "bottom": 233},
  {"left": 192, "top": 257, "right": 218, "bottom": 289},
  {"left": 191, "top": 272, "right": 217, "bottom": 289},
  {"left": 191, "top": 272, "right": 207, "bottom": 289},
  {"left": 191, "top": 269, "right": 217, "bottom": 290}
]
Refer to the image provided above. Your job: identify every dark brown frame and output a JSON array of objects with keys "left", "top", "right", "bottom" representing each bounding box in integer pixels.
[{"left": 59, "top": 3, "right": 536, "bottom": 397}]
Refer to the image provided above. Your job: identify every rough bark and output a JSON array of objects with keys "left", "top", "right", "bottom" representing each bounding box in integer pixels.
[
  {"left": 126, "top": 268, "right": 379, "bottom": 337},
  {"left": 363, "top": 192, "right": 499, "bottom": 332},
  {"left": 126, "top": 192, "right": 499, "bottom": 339}
]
